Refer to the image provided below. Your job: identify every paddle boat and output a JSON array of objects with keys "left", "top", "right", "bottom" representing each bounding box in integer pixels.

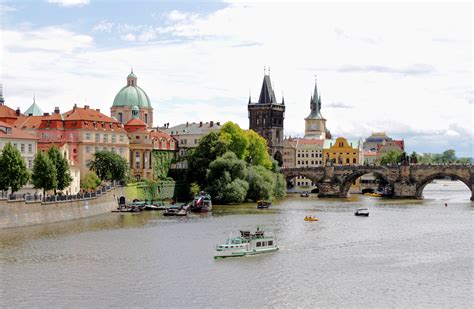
[{"left": 304, "top": 216, "right": 319, "bottom": 222}]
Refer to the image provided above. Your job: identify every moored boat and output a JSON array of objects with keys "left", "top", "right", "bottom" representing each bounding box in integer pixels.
[
  {"left": 354, "top": 208, "right": 370, "bottom": 217},
  {"left": 257, "top": 200, "right": 271, "bottom": 209},
  {"left": 300, "top": 191, "right": 309, "bottom": 197},
  {"left": 214, "top": 228, "right": 278, "bottom": 259},
  {"left": 190, "top": 192, "right": 212, "bottom": 213},
  {"left": 163, "top": 205, "right": 188, "bottom": 216}
]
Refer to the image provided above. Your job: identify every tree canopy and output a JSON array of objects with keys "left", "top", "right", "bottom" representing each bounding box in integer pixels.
[
  {"left": 0, "top": 142, "right": 30, "bottom": 194},
  {"left": 31, "top": 151, "right": 57, "bottom": 195},
  {"left": 88, "top": 151, "right": 128, "bottom": 182},
  {"left": 81, "top": 171, "right": 101, "bottom": 190},
  {"left": 47, "top": 145, "right": 72, "bottom": 193}
]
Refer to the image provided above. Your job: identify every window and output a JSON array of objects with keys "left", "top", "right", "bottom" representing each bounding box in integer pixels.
[
  {"left": 86, "top": 146, "right": 91, "bottom": 153},
  {"left": 268, "top": 241, "right": 273, "bottom": 246},
  {"left": 119, "top": 135, "right": 124, "bottom": 142},
  {"left": 95, "top": 146, "right": 99, "bottom": 153},
  {"left": 256, "top": 242, "right": 262, "bottom": 247},
  {"left": 111, "top": 147, "right": 116, "bottom": 153},
  {"left": 95, "top": 134, "right": 100, "bottom": 142},
  {"left": 112, "top": 134, "right": 116, "bottom": 143},
  {"left": 103, "top": 134, "right": 108, "bottom": 143},
  {"left": 20, "top": 144, "right": 25, "bottom": 153},
  {"left": 346, "top": 158, "right": 350, "bottom": 164},
  {"left": 85, "top": 133, "right": 91, "bottom": 140},
  {"left": 118, "top": 113, "right": 123, "bottom": 123},
  {"left": 119, "top": 147, "right": 123, "bottom": 154},
  {"left": 28, "top": 144, "right": 32, "bottom": 153},
  {"left": 135, "top": 152, "right": 140, "bottom": 169},
  {"left": 144, "top": 113, "right": 148, "bottom": 124},
  {"left": 353, "top": 158, "right": 357, "bottom": 164},
  {"left": 103, "top": 147, "right": 108, "bottom": 151}
]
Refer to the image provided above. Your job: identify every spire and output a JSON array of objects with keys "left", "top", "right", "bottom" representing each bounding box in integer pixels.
[
  {"left": 306, "top": 78, "right": 324, "bottom": 119},
  {"left": 0, "top": 84, "right": 4, "bottom": 105},
  {"left": 248, "top": 93, "right": 251, "bottom": 104},
  {"left": 258, "top": 74, "right": 277, "bottom": 103}
]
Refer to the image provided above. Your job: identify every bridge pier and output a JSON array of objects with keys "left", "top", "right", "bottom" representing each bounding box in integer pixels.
[
  {"left": 317, "top": 182, "right": 347, "bottom": 198},
  {"left": 392, "top": 181, "right": 418, "bottom": 199}
]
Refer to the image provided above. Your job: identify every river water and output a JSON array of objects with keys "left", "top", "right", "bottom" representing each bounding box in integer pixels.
[{"left": 1, "top": 180, "right": 472, "bottom": 308}]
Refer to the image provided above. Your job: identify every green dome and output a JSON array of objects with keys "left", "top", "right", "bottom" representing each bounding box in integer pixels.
[{"left": 112, "top": 71, "right": 152, "bottom": 108}]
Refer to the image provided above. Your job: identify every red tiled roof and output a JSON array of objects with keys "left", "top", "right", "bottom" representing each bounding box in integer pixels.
[
  {"left": 125, "top": 118, "right": 147, "bottom": 127},
  {"left": 14, "top": 115, "right": 45, "bottom": 129},
  {"left": 151, "top": 130, "right": 174, "bottom": 140},
  {"left": 63, "top": 106, "right": 119, "bottom": 123},
  {"left": 0, "top": 105, "right": 19, "bottom": 119},
  {"left": 297, "top": 139, "right": 324, "bottom": 145},
  {"left": 363, "top": 151, "right": 377, "bottom": 156},
  {"left": 0, "top": 121, "right": 39, "bottom": 140}
]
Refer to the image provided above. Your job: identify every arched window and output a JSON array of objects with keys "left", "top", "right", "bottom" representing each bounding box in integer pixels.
[{"left": 144, "top": 113, "right": 148, "bottom": 124}]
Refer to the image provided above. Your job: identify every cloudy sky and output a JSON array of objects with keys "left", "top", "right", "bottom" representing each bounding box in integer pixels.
[{"left": 1, "top": 0, "right": 472, "bottom": 156}]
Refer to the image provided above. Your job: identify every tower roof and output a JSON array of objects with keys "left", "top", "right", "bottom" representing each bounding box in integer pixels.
[
  {"left": 25, "top": 98, "right": 44, "bottom": 116},
  {"left": 306, "top": 79, "right": 324, "bottom": 120},
  {"left": 112, "top": 70, "right": 152, "bottom": 108},
  {"left": 258, "top": 75, "right": 277, "bottom": 103}
]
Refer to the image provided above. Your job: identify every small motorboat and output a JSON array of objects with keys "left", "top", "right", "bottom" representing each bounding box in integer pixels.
[
  {"left": 300, "top": 191, "right": 309, "bottom": 197},
  {"left": 354, "top": 208, "right": 369, "bottom": 217},
  {"left": 364, "top": 192, "right": 382, "bottom": 197},
  {"left": 257, "top": 200, "right": 271, "bottom": 209},
  {"left": 304, "top": 216, "right": 319, "bottom": 221},
  {"left": 163, "top": 205, "right": 188, "bottom": 216}
]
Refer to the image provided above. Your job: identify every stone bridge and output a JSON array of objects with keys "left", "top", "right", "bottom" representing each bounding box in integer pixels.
[{"left": 281, "top": 164, "right": 474, "bottom": 200}]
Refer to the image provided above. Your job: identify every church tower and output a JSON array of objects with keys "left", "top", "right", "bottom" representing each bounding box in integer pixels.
[
  {"left": 248, "top": 72, "right": 285, "bottom": 164},
  {"left": 304, "top": 79, "right": 328, "bottom": 139}
]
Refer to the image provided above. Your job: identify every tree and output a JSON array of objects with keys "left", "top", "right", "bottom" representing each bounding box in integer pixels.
[
  {"left": 142, "top": 179, "right": 160, "bottom": 204},
  {"left": 219, "top": 122, "right": 249, "bottom": 160},
  {"left": 81, "top": 171, "right": 101, "bottom": 190},
  {"left": 206, "top": 152, "right": 249, "bottom": 204},
  {"left": 187, "top": 132, "right": 228, "bottom": 187},
  {"left": 47, "top": 145, "right": 72, "bottom": 194},
  {"left": 379, "top": 150, "right": 403, "bottom": 165},
  {"left": 0, "top": 142, "right": 30, "bottom": 194},
  {"left": 246, "top": 165, "right": 275, "bottom": 201},
  {"left": 88, "top": 151, "right": 128, "bottom": 182},
  {"left": 31, "top": 152, "right": 57, "bottom": 196},
  {"left": 246, "top": 130, "right": 272, "bottom": 169},
  {"left": 273, "top": 173, "right": 287, "bottom": 198}
]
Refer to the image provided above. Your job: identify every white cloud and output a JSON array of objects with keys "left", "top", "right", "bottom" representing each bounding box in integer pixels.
[
  {"left": 93, "top": 20, "right": 113, "bottom": 33},
  {"left": 47, "top": 0, "right": 90, "bottom": 7},
  {"left": 167, "top": 10, "right": 188, "bottom": 22},
  {"left": 1, "top": 2, "right": 472, "bottom": 155},
  {"left": 120, "top": 33, "right": 136, "bottom": 42}
]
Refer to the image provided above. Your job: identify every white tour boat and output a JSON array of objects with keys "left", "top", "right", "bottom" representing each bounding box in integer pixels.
[{"left": 214, "top": 228, "right": 278, "bottom": 259}]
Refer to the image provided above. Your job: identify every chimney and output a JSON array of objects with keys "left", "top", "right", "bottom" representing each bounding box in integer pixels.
[
  {"left": 84, "top": 105, "right": 89, "bottom": 109},
  {"left": 43, "top": 112, "right": 50, "bottom": 116},
  {"left": 186, "top": 121, "right": 188, "bottom": 127},
  {"left": 54, "top": 107, "right": 60, "bottom": 114},
  {"left": 96, "top": 109, "right": 100, "bottom": 112},
  {"left": 216, "top": 122, "right": 220, "bottom": 126},
  {"left": 210, "top": 121, "right": 214, "bottom": 127},
  {"left": 199, "top": 121, "right": 202, "bottom": 127}
]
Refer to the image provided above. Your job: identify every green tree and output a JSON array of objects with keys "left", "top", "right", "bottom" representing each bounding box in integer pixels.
[
  {"left": 187, "top": 132, "right": 228, "bottom": 187},
  {"left": 206, "top": 152, "right": 249, "bottom": 204},
  {"left": 379, "top": 150, "right": 403, "bottom": 165},
  {"left": 88, "top": 151, "right": 128, "bottom": 182},
  {"left": 246, "top": 165, "right": 275, "bottom": 201},
  {"left": 190, "top": 182, "right": 201, "bottom": 196},
  {"left": 273, "top": 173, "right": 287, "bottom": 198},
  {"left": 31, "top": 152, "right": 57, "bottom": 196},
  {"left": 246, "top": 130, "right": 272, "bottom": 169},
  {"left": 0, "top": 142, "right": 30, "bottom": 194},
  {"left": 47, "top": 145, "right": 72, "bottom": 194},
  {"left": 439, "top": 149, "right": 456, "bottom": 163},
  {"left": 142, "top": 179, "right": 160, "bottom": 204},
  {"left": 219, "top": 122, "right": 249, "bottom": 160},
  {"left": 81, "top": 171, "right": 101, "bottom": 190}
]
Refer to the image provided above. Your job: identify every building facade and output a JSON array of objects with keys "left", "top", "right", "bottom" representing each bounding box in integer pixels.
[
  {"left": 323, "top": 137, "right": 363, "bottom": 166},
  {"left": 111, "top": 70, "right": 154, "bottom": 128},
  {"left": 0, "top": 121, "right": 38, "bottom": 170},
  {"left": 248, "top": 73, "right": 285, "bottom": 164},
  {"left": 162, "top": 121, "right": 221, "bottom": 169}
]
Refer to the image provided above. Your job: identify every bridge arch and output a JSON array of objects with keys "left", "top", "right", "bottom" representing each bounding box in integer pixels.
[
  {"left": 282, "top": 169, "right": 325, "bottom": 191},
  {"left": 415, "top": 172, "right": 472, "bottom": 198},
  {"left": 339, "top": 168, "right": 392, "bottom": 197}
]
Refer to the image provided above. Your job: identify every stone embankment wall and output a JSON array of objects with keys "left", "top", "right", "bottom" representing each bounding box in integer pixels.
[{"left": 0, "top": 188, "right": 118, "bottom": 229}]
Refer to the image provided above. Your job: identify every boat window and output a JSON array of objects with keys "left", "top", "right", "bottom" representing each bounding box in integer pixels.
[
  {"left": 268, "top": 241, "right": 273, "bottom": 246},
  {"left": 262, "top": 241, "right": 266, "bottom": 246},
  {"left": 256, "top": 242, "right": 261, "bottom": 247}
]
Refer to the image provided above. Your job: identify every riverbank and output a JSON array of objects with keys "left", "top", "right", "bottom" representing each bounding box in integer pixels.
[{"left": 0, "top": 187, "right": 121, "bottom": 229}]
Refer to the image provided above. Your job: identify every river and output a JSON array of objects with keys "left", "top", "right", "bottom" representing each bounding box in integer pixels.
[{"left": 1, "top": 180, "right": 472, "bottom": 308}]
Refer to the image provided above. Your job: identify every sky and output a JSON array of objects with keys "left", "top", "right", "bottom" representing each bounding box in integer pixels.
[{"left": 0, "top": 0, "right": 472, "bottom": 157}]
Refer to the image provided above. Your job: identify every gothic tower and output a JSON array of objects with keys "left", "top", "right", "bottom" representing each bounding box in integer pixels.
[
  {"left": 248, "top": 72, "right": 285, "bottom": 165},
  {"left": 304, "top": 79, "right": 328, "bottom": 139}
]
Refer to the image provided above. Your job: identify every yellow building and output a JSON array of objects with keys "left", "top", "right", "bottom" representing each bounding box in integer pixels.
[
  {"left": 323, "top": 137, "right": 362, "bottom": 166},
  {"left": 323, "top": 137, "right": 363, "bottom": 193}
]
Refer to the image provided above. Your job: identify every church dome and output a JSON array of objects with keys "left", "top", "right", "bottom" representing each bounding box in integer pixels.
[{"left": 112, "top": 70, "right": 152, "bottom": 108}]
